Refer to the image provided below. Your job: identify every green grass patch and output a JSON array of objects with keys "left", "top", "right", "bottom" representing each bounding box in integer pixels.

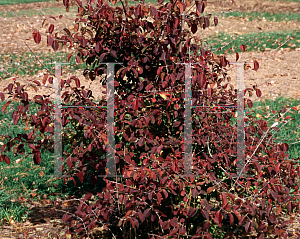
[
  {"left": 224, "top": 11, "right": 300, "bottom": 22},
  {"left": 0, "top": 6, "right": 77, "bottom": 17},
  {"left": 0, "top": 100, "right": 106, "bottom": 202},
  {"left": 230, "top": 96, "right": 300, "bottom": 160},
  {"left": 0, "top": 51, "right": 86, "bottom": 79},
  {"left": 0, "top": 189, "right": 30, "bottom": 225},
  {"left": 203, "top": 30, "right": 300, "bottom": 54}
]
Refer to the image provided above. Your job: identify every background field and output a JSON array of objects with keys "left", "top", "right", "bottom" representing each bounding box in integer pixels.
[{"left": 0, "top": 0, "right": 299, "bottom": 237}]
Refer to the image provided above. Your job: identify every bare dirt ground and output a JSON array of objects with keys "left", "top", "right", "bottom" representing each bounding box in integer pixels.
[{"left": 0, "top": 0, "right": 299, "bottom": 238}]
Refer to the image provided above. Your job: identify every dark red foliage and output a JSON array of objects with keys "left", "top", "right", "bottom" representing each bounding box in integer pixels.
[{"left": 0, "top": 0, "right": 299, "bottom": 238}]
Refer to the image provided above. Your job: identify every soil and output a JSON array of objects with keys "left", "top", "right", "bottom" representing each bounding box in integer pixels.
[{"left": 0, "top": 0, "right": 299, "bottom": 238}]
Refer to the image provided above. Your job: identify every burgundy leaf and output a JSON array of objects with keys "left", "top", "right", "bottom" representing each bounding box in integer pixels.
[
  {"left": 52, "top": 40, "right": 59, "bottom": 51},
  {"left": 49, "top": 24, "right": 55, "bottom": 34},
  {"left": 214, "top": 16, "right": 218, "bottom": 26},
  {"left": 236, "top": 52, "right": 239, "bottom": 61},
  {"left": 247, "top": 99, "right": 253, "bottom": 108},
  {"left": 2, "top": 101, "right": 12, "bottom": 113},
  {"left": 100, "top": 53, "right": 107, "bottom": 62},
  {"left": 32, "top": 30, "right": 41, "bottom": 44},
  {"left": 33, "top": 150, "right": 41, "bottom": 165},
  {"left": 62, "top": 213, "right": 72, "bottom": 223},
  {"left": 145, "top": 84, "right": 153, "bottom": 91},
  {"left": 138, "top": 137, "right": 145, "bottom": 147},
  {"left": 47, "top": 35, "right": 53, "bottom": 47},
  {"left": 0, "top": 92, "right": 5, "bottom": 102},
  {"left": 256, "top": 88, "right": 262, "bottom": 97},
  {"left": 253, "top": 60, "right": 259, "bottom": 71},
  {"left": 191, "top": 24, "right": 197, "bottom": 34},
  {"left": 287, "top": 201, "right": 292, "bottom": 213},
  {"left": 240, "top": 44, "right": 246, "bottom": 52},
  {"left": 197, "top": 2, "right": 204, "bottom": 14},
  {"left": 67, "top": 53, "right": 73, "bottom": 62},
  {"left": 214, "top": 210, "right": 222, "bottom": 225},
  {"left": 132, "top": 98, "right": 139, "bottom": 110},
  {"left": 3, "top": 155, "right": 10, "bottom": 165},
  {"left": 282, "top": 143, "right": 289, "bottom": 152}
]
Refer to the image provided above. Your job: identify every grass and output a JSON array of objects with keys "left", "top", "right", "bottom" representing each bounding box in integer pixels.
[
  {"left": 0, "top": 6, "right": 77, "bottom": 17},
  {"left": 224, "top": 11, "right": 300, "bottom": 22},
  {"left": 0, "top": 189, "right": 30, "bottom": 225},
  {"left": 203, "top": 30, "right": 300, "bottom": 54},
  {"left": 0, "top": 51, "right": 86, "bottom": 79},
  {"left": 238, "top": 96, "right": 300, "bottom": 160}
]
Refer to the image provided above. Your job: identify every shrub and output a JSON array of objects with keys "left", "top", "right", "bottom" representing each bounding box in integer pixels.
[{"left": 1, "top": 0, "right": 300, "bottom": 238}]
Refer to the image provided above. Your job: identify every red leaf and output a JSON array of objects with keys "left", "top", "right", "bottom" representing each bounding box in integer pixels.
[
  {"left": 33, "top": 150, "right": 41, "bottom": 165},
  {"left": 77, "top": 171, "right": 84, "bottom": 183},
  {"left": 3, "top": 155, "right": 10, "bottom": 165},
  {"left": 157, "top": 192, "right": 162, "bottom": 204},
  {"left": 204, "top": 17, "right": 210, "bottom": 28},
  {"left": 245, "top": 221, "right": 251, "bottom": 233},
  {"left": 33, "top": 80, "right": 41, "bottom": 86},
  {"left": 203, "top": 220, "right": 210, "bottom": 230},
  {"left": 191, "top": 24, "right": 197, "bottom": 34},
  {"left": 111, "top": 50, "right": 117, "bottom": 58},
  {"left": 2, "top": 101, "right": 12, "bottom": 113},
  {"left": 214, "top": 16, "right": 218, "bottom": 26},
  {"left": 47, "top": 35, "right": 53, "bottom": 47},
  {"left": 52, "top": 40, "right": 59, "bottom": 51},
  {"left": 188, "top": 207, "right": 197, "bottom": 218},
  {"left": 145, "top": 84, "right": 153, "bottom": 91},
  {"left": 256, "top": 88, "right": 262, "bottom": 97},
  {"left": 240, "top": 44, "right": 246, "bottom": 52},
  {"left": 48, "top": 24, "right": 54, "bottom": 34},
  {"left": 138, "top": 137, "right": 145, "bottom": 147},
  {"left": 132, "top": 98, "right": 139, "bottom": 110},
  {"left": 95, "top": 42, "right": 101, "bottom": 53},
  {"left": 48, "top": 77, "right": 53, "bottom": 84},
  {"left": 197, "top": 2, "right": 204, "bottom": 14},
  {"left": 287, "top": 202, "right": 293, "bottom": 213},
  {"left": 191, "top": 188, "right": 198, "bottom": 198},
  {"left": 32, "top": 30, "right": 41, "bottom": 44},
  {"left": 0, "top": 92, "right": 5, "bottom": 102},
  {"left": 221, "top": 56, "right": 227, "bottom": 67},
  {"left": 208, "top": 88, "right": 212, "bottom": 97},
  {"left": 236, "top": 52, "right": 239, "bottom": 61},
  {"left": 214, "top": 210, "right": 222, "bottom": 225},
  {"left": 67, "top": 53, "right": 73, "bottom": 62},
  {"left": 201, "top": 209, "right": 209, "bottom": 220},
  {"left": 207, "top": 187, "right": 215, "bottom": 195},
  {"left": 74, "top": 77, "right": 80, "bottom": 88},
  {"left": 150, "top": 6, "right": 157, "bottom": 17},
  {"left": 100, "top": 53, "right": 107, "bottom": 62},
  {"left": 13, "top": 114, "right": 20, "bottom": 125},
  {"left": 253, "top": 60, "right": 259, "bottom": 71},
  {"left": 229, "top": 213, "right": 234, "bottom": 225},
  {"left": 62, "top": 213, "right": 72, "bottom": 223},
  {"left": 282, "top": 143, "right": 289, "bottom": 152},
  {"left": 144, "top": 208, "right": 151, "bottom": 218},
  {"left": 84, "top": 192, "right": 93, "bottom": 201},
  {"left": 247, "top": 99, "right": 253, "bottom": 108},
  {"left": 138, "top": 211, "right": 145, "bottom": 223},
  {"left": 42, "top": 74, "right": 48, "bottom": 85},
  {"left": 157, "top": 66, "right": 164, "bottom": 76}
]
